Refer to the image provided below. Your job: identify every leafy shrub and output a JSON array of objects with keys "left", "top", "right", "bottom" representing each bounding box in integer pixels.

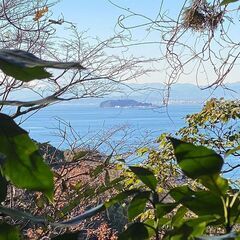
[{"left": 99, "top": 138, "right": 240, "bottom": 239}]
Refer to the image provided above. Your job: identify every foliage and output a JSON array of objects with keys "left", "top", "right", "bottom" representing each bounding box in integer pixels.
[
  {"left": 0, "top": 3, "right": 239, "bottom": 238},
  {"left": 177, "top": 98, "right": 240, "bottom": 174},
  {"left": 1, "top": 49, "right": 240, "bottom": 239},
  {"left": 0, "top": 113, "right": 54, "bottom": 199},
  {"left": 130, "top": 98, "right": 239, "bottom": 190},
  {"left": 0, "top": 223, "right": 21, "bottom": 240},
  {"left": 178, "top": 99, "right": 240, "bottom": 147},
  {"left": 77, "top": 98, "right": 239, "bottom": 239},
  {"left": 0, "top": 50, "right": 110, "bottom": 238},
  {"left": 85, "top": 138, "right": 240, "bottom": 239},
  {"left": 0, "top": 1, "right": 149, "bottom": 237}
]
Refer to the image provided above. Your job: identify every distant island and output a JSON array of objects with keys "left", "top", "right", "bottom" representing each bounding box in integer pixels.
[{"left": 100, "top": 99, "right": 156, "bottom": 108}]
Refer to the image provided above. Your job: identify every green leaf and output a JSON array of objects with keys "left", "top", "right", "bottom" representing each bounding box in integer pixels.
[
  {"left": 143, "top": 219, "right": 158, "bottom": 237},
  {"left": 171, "top": 206, "right": 188, "bottom": 227},
  {"left": 0, "top": 174, "right": 7, "bottom": 202},
  {"left": 220, "top": 0, "right": 239, "bottom": 6},
  {"left": 0, "top": 61, "right": 52, "bottom": 81},
  {"left": 225, "top": 145, "right": 240, "bottom": 158},
  {"left": 165, "top": 216, "right": 219, "bottom": 240},
  {"left": 0, "top": 113, "right": 54, "bottom": 200},
  {"left": 90, "top": 164, "right": 104, "bottom": 177},
  {"left": 199, "top": 174, "right": 229, "bottom": 195},
  {"left": 119, "top": 222, "right": 154, "bottom": 240},
  {"left": 0, "top": 223, "right": 21, "bottom": 240},
  {"left": 0, "top": 49, "right": 85, "bottom": 81},
  {"left": 156, "top": 203, "right": 178, "bottom": 219},
  {"left": 170, "top": 186, "right": 223, "bottom": 219},
  {"left": 137, "top": 147, "right": 149, "bottom": 156},
  {"left": 105, "top": 170, "right": 110, "bottom": 185},
  {"left": 169, "top": 138, "right": 223, "bottom": 179},
  {"left": 128, "top": 191, "right": 150, "bottom": 221},
  {"left": 158, "top": 217, "right": 171, "bottom": 226},
  {"left": 143, "top": 218, "right": 157, "bottom": 231},
  {"left": 129, "top": 166, "right": 157, "bottom": 191},
  {"left": 105, "top": 189, "right": 139, "bottom": 208}
]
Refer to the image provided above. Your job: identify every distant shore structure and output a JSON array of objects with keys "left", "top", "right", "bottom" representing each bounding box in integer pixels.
[{"left": 99, "top": 99, "right": 157, "bottom": 108}]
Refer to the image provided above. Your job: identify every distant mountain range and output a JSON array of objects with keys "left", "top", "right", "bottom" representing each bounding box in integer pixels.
[
  {"left": 10, "top": 82, "right": 240, "bottom": 106},
  {"left": 118, "top": 82, "right": 240, "bottom": 104}
]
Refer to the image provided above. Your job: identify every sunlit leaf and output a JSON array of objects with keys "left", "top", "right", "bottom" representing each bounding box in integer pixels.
[
  {"left": 169, "top": 138, "right": 223, "bottom": 179},
  {"left": 129, "top": 166, "right": 157, "bottom": 191},
  {"left": 199, "top": 174, "right": 229, "bottom": 195},
  {"left": 170, "top": 186, "right": 223, "bottom": 218},
  {"left": 171, "top": 206, "right": 188, "bottom": 227},
  {"left": 225, "top": 145, "right": 240, "bottom": 158},
  {"left": 0, "top": 113, "right": 54, "bottom": 199},
  {"left": 137, "top": 147, "right": 149, "bottom": 156}
]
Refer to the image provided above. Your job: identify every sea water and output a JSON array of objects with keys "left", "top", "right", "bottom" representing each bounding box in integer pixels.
[
  {"left": 20, "top": 103, "right": 201, "bottom": 148},
  {"left": 19, "top": 103, "right": 239, "bottom": 180}
]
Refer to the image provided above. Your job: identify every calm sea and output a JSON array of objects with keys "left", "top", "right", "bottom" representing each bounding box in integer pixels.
[
  {"left": 20, "top": 103, "right": 201, "bottom": 148},
  {"left": 19, "top": 103, "right": 239, "bottom": 179}
]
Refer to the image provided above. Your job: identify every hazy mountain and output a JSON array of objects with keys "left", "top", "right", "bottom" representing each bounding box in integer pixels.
[
  {"left": 108, "top": 82, "right": 240, "bottom": 104},
  {"left": 9, "top": 82, "right": 240, "bottom": 106}
]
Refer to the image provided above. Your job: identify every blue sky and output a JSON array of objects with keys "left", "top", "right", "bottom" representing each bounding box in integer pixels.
[
  {"left": 51, "top": 1, "right": 194, "bottom": 41},
  {"left": 52, "top": 1, "right": 180, "bottom": 38},
  {"left": 51, "top": 1, "right": 240, "bottom": 85}
]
